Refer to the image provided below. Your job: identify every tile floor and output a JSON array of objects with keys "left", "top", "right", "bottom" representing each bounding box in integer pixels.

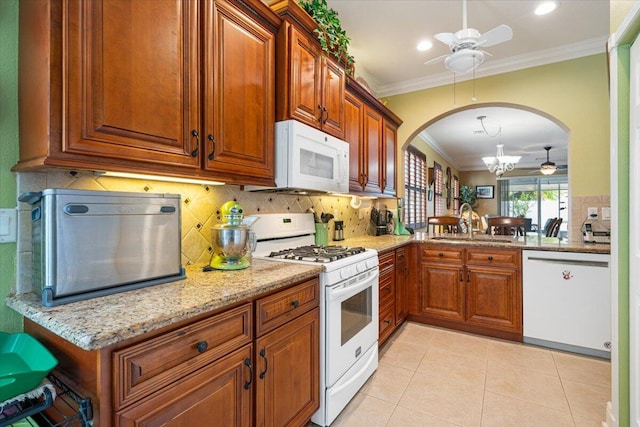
[{"left": 331, "top": 322, "right": 610, "bottom": 427}]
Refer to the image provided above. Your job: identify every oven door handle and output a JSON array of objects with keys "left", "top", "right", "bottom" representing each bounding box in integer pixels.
[{"left": 328, "top": 270, "right": 379, "bottom": 301}]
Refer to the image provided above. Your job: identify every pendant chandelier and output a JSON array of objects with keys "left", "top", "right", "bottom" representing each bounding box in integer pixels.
[{"left": 482, "top": 144, "right": 521, "bottom": 177}]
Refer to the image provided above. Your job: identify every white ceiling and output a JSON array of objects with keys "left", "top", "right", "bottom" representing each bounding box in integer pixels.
[{"left": 325, "top": 0, "right": 614, "bottom": 172}]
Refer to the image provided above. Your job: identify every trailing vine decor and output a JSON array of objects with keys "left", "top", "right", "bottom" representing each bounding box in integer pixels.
[{"left": 299, "top": 0, "right": 355, "bottom": 73}]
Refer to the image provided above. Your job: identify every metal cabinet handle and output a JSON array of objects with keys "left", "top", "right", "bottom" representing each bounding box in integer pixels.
[
  {"left": 259, "top": 348, "right": 268, "bottom": 379},
  {"left": 384, "top": 285, "right": 391, "bottom": 292},
  {"left": 207, "top": 134, "right": 215, "bottom": 160},
  {"left": 190, "top": 130, "right": 199, "bottom": 157},
  {"left": 322, "top": 106, "right": 328, "bottom": 124},
  {"left": 384, "top": 319, "right": 392, "bottom": 325},
  {"left": 467, "top": 270, "right": 471, "bottom": 282},
  {"left": 317, "top": 104, "right": 324, "bottom": 122},
  {"left": 291, "top": 300, "right": 300, "bottom": 308},
  {"left": 488, "top": 256, "right": 494, "bottom": 261},
  {"left": 244, "top": 358, "right": 253, "bottom": 390},
  {"left": 438, "top": 252, "right": 444, "bottom": 257},
  {"left": 460, "top": 269, "right": 464, "bottom": 281},
  {"left": 195, "top": 340, "right": 208, "bottom": 354}
]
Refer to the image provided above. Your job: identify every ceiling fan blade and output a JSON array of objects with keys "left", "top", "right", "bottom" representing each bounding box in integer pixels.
[
  {"left": 434, "top": 32, "right": 459, "bottom": 47},
  {"left": 477, "top": 25, "right": 513, "bottom": 47},
  {"left": 424, "top": 54, "right": 449, "bottom": 66}
]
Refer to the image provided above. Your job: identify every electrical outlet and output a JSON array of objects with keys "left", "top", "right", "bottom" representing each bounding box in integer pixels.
[{"left": 587, "top": 207, "right": 598, "bottom": 218}]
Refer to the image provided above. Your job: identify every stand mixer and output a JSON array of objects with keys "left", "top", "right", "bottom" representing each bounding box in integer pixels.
[{"left": 209, "top": 201, "right": 256, "bottom": 270}]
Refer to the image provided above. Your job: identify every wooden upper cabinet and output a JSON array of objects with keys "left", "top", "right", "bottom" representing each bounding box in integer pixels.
[
  {"left": 345, "top": 90, "right": 364, "bottom": 192},
  {"left": 363, "top": 106, "right": 383, "bottom": 193},
  {"left": 66, "top": 0, "right": 201, "bottom": 168},
  {"left": 287, "top": 26, "right": 322, "bottom": 126},
  {"left": 343, "top": 79, "right": 402, "bottom": 197},
  {"left": 15, "top": 0, "right": 279, "bottom": 186},
  {"left": 203, "top": 0, "right": 275, "bottom": 183},
  {"left": 383, "top": 120, "right": 398, "bottom": 196},
  {"left": 273, "top": 4, "right": 345, "bottom": 139}
]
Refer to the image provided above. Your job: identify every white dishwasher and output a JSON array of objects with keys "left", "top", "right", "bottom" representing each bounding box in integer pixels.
[{"left": 522, "top": 250, "right": 611, "bottom": 358}]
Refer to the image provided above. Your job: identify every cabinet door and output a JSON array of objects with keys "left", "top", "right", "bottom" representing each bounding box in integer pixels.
[
  {"left": 255, "top": 308, "right": 320, "bottom": 427},
  {"left": 383, "top": 120, "right": 397, "bottom": 196},
  {"left": 287, "top": 25, "right": 322, "bottom": 128},
  {"left": 115, "top": 345, "right": 253, "bottom": 427},
  {"left": 363, "top": 106, "right": 383, "bottom": 193},
  {"left": 395, "top": 247, "right": 408, "bottom": 324},
  {"left": 320, "top": 56, "right": 346, "bottom": 139},
  {"left": 65, "top": 0, "right": 200, "bottom": 168},
  {"left": 466, "top": 267, "right": 522, "bottom": 333},
  {"left": 345, "top": 90, "right": 365, "bottom": 191},
  {"left": 419, "top": 262, "right": 465, "bottom": 322},
  {"left": 204, "top": 0, "right": 275, "bottom": 185}
]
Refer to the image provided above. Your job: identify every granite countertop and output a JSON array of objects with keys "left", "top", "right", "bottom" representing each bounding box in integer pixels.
[
  {"left": 337, "top": 233, "right": 611, "bottom": 255},
  {"left": 6, "top": 259, "right": 322, "bottom": 351}
]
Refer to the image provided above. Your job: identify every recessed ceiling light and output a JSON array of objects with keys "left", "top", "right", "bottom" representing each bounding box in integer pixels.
[
  {"left": 417, "top": 40, "right": 433, "bottom": 51},
  {"left": 535, "top": 1, "right": 558, "bottom": 16}
]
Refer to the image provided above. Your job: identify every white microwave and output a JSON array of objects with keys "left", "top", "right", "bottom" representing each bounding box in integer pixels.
[{"left": 246, "top": 120, "right": 349, "bottom": 194}]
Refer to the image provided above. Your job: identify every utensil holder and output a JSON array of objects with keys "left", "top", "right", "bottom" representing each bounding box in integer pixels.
[{"left": 314, "top": 223, "right": 329, "bottom": 246}]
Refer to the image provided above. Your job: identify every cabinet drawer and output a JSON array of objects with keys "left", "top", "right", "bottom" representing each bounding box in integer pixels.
[
  {"left": 256, "top": 278, "right": 320, "bottom": 337},
  {"left": 379, "top": 271, "right": 395, "bottom": 308},
  {"left": 466, "top": 248, "right": 521, "bottom": 268},
  {"left": 379, "top": 303, "right": 395, "bottom": 343},
  {"left": 378, "top": 250, "right": 395, "bottom": 274},
  {"left": 420, "top": 245, "right": 464, "bottom": 263},
  {"left": 113, "top": 303, "right": 252, "bottom": 410}
]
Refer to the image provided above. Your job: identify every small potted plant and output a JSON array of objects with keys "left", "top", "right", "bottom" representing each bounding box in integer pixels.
[
  {"left": 459, "top": 185, "right": 477, "bottom": 208},
  {"left": 299, "top": 0, "right": 355, "bottom": 74}
]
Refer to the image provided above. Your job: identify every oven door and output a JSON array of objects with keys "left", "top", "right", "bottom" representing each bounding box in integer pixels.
[{"left": 325, "top": 268, "right": 379, "bottom": 387}]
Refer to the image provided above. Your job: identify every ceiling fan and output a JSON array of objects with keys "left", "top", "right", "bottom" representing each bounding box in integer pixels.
[
  {"left": 424, "top": 0, "right": 513, "bottom": 74},
  {"left": 533, "top": 146, "right": 567, "bottom": 175}
]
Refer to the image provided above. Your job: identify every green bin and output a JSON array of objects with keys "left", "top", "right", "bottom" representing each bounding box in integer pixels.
[{"left": 0, "top": 332, "right": 58, "bottom": 402}]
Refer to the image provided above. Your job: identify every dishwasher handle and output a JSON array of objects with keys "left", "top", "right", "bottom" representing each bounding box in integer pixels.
[{"left": 526, "top": 256, "right": 608, "bottom": 268}]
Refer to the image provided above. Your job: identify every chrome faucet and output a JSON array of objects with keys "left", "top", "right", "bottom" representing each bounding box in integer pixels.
[{"left": 459, "top": 203, "right": 474, "bottom": 239}]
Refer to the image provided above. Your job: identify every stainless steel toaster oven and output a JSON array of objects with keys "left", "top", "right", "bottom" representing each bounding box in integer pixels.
[{"left": 19, "top": 189, "right": 185, "bottom": 306}]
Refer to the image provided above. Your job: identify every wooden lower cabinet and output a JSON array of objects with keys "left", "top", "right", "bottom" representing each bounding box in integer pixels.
[
  {"left": 410, "top": 244, "right": 522, "bottom": 341},
  {"left": 115, "top": 345, "right": 253, "bottom": 426},
  {"left": 395, "top": 246, "right": 409, "bottom": 324},
  {"left": 25, "top": 277, "right": 320, "bottom": 427},
  {"left": 419, "top": 262, "right": 465, "bottom": 322},
  {"left": 378, "top": 246, "right": 412, "bottom": 346},
  {"left": 255, "top": 308, "right": 319, "bottom": 427}
]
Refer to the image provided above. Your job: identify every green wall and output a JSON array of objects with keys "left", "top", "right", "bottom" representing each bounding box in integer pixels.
[
  {"left": 0, "top": 0, "right": 21, "bottom": 333},
  {"left": 385, "top": 54, "right": 610, "bottom": 198}
]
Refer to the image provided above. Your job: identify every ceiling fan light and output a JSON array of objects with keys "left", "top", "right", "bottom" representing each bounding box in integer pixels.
[
  {"left": 540, "top": 164, "right": 557, "bottom": 175},
  {"left": 445, "top": 49, "right": 485, "bottom": 73}
]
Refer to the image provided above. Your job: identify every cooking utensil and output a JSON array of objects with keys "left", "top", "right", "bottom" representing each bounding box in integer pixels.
[{"left": 321, "top": 212, "right": 334, "bottom": 223}]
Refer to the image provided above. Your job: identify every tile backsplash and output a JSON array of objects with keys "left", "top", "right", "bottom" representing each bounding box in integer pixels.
[
  {"left": 569, "top": 194, "right": 611, "bottom": 242},
  {"left": 15, "top": 170, "right": 396, "bottom": 293}
]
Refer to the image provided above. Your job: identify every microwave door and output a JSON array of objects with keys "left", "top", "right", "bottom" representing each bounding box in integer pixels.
[{"left": 291, "top": 130, "right": 348, "bottom": 193}]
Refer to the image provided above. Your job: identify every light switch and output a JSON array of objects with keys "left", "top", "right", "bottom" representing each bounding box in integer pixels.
[
  {"left": 602, "top": 207, "right": 611, "bottom": 220},
  {"left": 0, "top": 208, "right": 17, "bottom": 243}
]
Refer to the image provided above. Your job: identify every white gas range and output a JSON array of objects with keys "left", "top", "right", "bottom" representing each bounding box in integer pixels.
[{"left": 250, "top": 213, "right": 379, "bottom": 426}]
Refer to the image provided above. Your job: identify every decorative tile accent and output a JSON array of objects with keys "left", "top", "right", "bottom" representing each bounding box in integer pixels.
[{"left": 15, "top": 170, "right": 389, "bottom": 291}]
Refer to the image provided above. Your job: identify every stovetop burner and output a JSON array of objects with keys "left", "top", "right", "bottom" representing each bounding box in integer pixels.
[{"left": 268, "top": 245, "right": 366, "bottom": 263}]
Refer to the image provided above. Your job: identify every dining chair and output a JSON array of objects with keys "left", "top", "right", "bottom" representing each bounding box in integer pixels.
[
  {"left": 427, "top": 216, "right": 462, "bottom": 234},
  {"left": 486, "top": 216, "right": 526, "bottom": 237},
  {"left": 546, "top": 217, "right": 563, "bottom": 237}
]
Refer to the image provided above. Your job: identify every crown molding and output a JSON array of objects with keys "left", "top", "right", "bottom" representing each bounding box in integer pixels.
[
  {"left": 417, "top": 131, "right": 461, "bottom": 170},
  {"left": 374, "top": 36, "right": 608, "bottom": 98}
]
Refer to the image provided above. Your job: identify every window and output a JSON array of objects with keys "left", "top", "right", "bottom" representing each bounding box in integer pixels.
[
  {"left": 433, "top": 162, "right": 443, "bottom": 216},
  {"left": 453, "top": 175, "right": 460, "bottom": 214},
  {"left": 497, "top": 176, "right": 569, "bottom": 238},
  {"left": 404, "top": 146, "right": 427, "bottom": 229}
]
